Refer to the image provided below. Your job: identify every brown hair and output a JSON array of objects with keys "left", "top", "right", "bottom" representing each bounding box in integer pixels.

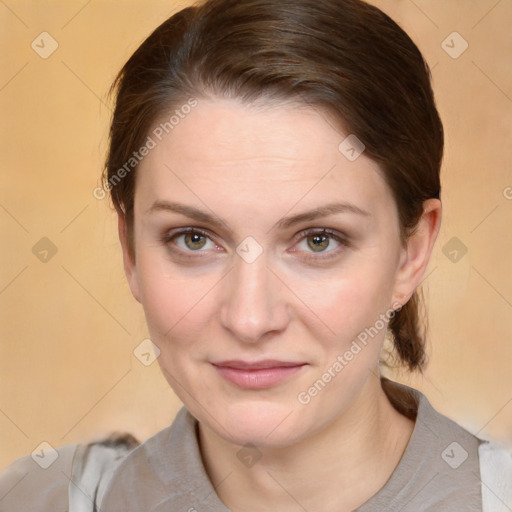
[{"left": 103, "top": 0, "right": 443, "bottom": 372}]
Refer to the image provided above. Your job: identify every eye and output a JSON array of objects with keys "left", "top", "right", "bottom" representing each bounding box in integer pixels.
[
  {"left": 160, "top": 227, "right": 221, "bottom": 257},
  {"left": 160, "top": 226, "right": 350, "bottom": 262},
  {"left": 293, "top": 228, "right": 350, "bottom": 260}
]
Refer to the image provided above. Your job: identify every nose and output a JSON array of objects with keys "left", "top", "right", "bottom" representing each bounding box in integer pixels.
[{"left": 219, "top": 252, "right": 289, "bottom": 344}]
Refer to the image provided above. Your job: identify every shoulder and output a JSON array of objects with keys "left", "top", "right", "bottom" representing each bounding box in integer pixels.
[
  {"left": 387, "top": 378, "right": 512, "bottom": 510},
  {"left": 0, "top": 443, "right": 78, "bottom": 511},
  {"left": 378, "top": 378, "right": 483, "bottom": 508},
  {"left": 100, "top": 407, "right": 210, "bottom": 512},
  {"left": 478, "top": 440, "right": 512, "bottom": 512},
  {"left": 68, "top": 432, "right": 139, "bottom": 509},
  {"left": 0, "top": 433, "right": 139, "bottom": 512}
]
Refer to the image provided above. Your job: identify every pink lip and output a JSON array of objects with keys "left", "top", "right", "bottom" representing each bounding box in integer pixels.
[{"left": 211, "top": 360, "right": 307, "bottom": 389}]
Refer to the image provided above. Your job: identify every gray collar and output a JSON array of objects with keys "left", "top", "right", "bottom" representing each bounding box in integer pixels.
[{"left": 101, "top": 378, "right": 482, "bottom": 512}]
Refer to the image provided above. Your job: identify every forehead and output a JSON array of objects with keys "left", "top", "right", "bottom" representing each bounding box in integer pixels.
[
  {"left": 147, "top": 98, "right": 353, "bottom": 171},
  {"left": 135, "top": 97, "right": 397, "bottom": 228}
]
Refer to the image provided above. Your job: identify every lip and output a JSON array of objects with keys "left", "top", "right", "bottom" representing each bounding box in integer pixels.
[{"left": 211, "top": 360, "right": 308, "bottom": 389}]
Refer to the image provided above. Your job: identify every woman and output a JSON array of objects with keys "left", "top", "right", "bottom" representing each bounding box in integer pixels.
[{"left": 1, "top": 0, "right": 510, "bottom": 510}]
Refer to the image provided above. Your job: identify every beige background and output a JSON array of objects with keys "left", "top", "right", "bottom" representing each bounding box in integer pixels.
[{"left": 1, "top": 0, "right": 511, "bottom": 471}]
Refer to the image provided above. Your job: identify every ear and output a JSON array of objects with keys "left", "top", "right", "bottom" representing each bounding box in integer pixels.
[
  {"left": 118, "top": 213, "right": 141, "bottom": 304},
  {"left": 391, "top": 198, "right": 442, "bottom": 307}
]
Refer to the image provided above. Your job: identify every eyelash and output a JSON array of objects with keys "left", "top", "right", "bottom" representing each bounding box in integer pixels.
[{"left": 160, "top": 227, "right": 350, "bottom": 262}]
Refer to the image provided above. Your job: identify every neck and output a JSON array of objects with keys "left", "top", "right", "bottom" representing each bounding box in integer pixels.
[{"left": 198, "top": 376, "right": 415, "bottom": 512}]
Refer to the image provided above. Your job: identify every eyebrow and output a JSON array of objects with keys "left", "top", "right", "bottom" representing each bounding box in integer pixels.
[{"left": 146, "top": 200, "right": 372, "bottom": 231}]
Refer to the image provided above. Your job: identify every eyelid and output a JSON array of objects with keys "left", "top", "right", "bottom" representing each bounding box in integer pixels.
[
  {"left": 292, "top": 227, "right": 350, "bottom": 244},
  {"left": 289, "top": 227, "right": 351, "bottom": 260},
  {"left": 160, "top": 227, "right": 222, "bottom": 255},
  {"left": 161, "top": 226, "right": 351, "bottom": 261}
]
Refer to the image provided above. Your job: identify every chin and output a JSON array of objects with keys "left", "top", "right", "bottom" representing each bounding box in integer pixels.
[{"left": 210, "top": 398, "right": 306, "bottom": 448}]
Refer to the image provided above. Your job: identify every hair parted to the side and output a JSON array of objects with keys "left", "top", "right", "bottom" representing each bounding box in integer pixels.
[{"left": 103, "top": 0, "right": 443, "bottom": 373}]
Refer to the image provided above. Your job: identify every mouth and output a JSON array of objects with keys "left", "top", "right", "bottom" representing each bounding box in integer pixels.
[{"left": 211, "top": 360, "right": 308, "bottom": 389}]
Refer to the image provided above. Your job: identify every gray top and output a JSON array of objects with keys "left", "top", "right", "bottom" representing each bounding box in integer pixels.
[
  {"left": 356, "top": 378, "right": 483, "bottom": 511},
  {"left": 0, "top": 378, "right": 484, "bottom": 511}
]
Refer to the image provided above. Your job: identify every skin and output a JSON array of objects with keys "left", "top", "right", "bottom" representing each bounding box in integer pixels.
[{"left": 118, "top": 97, "right": 442, "bottom": 511}]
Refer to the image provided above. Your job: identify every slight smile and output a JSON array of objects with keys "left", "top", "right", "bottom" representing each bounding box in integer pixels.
[{"left": 211, "top": 360, "right": 309, "bottom": 389}]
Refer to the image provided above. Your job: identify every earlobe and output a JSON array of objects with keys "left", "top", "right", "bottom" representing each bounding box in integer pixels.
[
  {"left": 391, "top": 199, "right": 442, "bottom": 307},
  {"left": 117, "top": 213, "right": 142, "bottom": 304}
]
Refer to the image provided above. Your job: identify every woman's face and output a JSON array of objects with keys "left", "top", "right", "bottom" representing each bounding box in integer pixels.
[{"left": 121, "top": 97, "right": 416, "bottom": 448}]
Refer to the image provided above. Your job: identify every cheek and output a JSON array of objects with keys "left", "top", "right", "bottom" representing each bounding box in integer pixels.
[
  {"left": 291, "top": 259, "right": 395, "bottom": 340},
  {"left": 135, "top": 251, "right": 217, "bottom": 346},
  {"left": 134, "top": 230, "right": 398, "bottom": 353}
]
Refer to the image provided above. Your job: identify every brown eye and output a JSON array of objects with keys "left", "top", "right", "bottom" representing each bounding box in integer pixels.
[
  {"left": 161, "top": 228, "right": 218, "bottom": 258},
  {"left": 306, "top": 233, "right": 331, "bottom": 252},
  {"left": 183, "top": 232, "right": 208, "bottom": 251},
  {"left": 293, "top": 228, "right": 350, "bottom": 262}
]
